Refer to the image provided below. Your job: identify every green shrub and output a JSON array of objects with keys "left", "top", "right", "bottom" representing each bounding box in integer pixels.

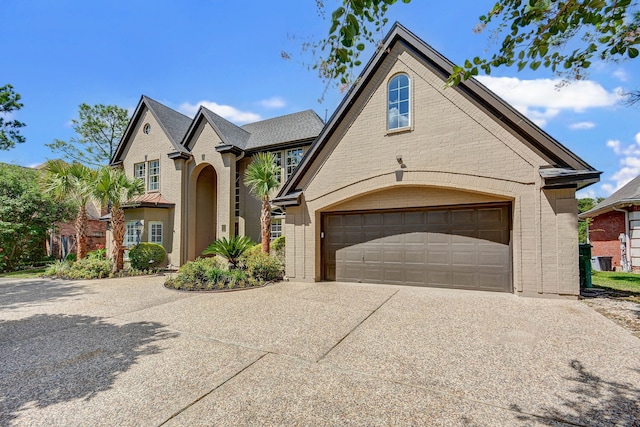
[
  {"left": 129, "top": 243, "right": 166, "bottom": 270},
  {"left": 87, "top": 248, "right": 106, "bottom": 259},
  {"left": 242, "top": 251, "right": 283, "bottom": 281},
  {"left": 65, "top": 253, "right": 77, "bottom": 262},
  {"left": 271, "top": 235, "right": 285, "bottom": 252},
  {"left": 44, "top": 260, "right": 71, "bottom": 278},
  {"left": 164, "top": 256, "right": 262, "bottom": 291},
  {"left": 244, "top": 243, "right": 262, "bottom": 257},
  {"left": 66, "top": 258, "right": 113, "bottom": 279},
  {"left": 202, "top": 236, "right": 254, "bottom": 268}
]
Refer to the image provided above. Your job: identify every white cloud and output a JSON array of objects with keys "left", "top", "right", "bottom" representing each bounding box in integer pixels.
[
  {"left": 613, "top": 69, "right": 629, "bottom": 82},
  {"left": 603, "top": 132, "right": 640, "bottom": 193},
  {"left": 178, "top": 100, "right": 261, "bottom": 124},
  {"left": 259, "top": 97, "right": 286, "bottom": 109},
  {"left": 477, "top": 76, "right": 621, "bottom": 127},
  {"left": 569, "top": 121, "right": 596, "bottom": 130}
]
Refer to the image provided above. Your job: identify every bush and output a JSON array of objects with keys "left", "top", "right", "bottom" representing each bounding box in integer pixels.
[
  {"left": 87, "top": 248, "right": 106, "bottom": 259},
  {"left": 129, "top": 243, "right": 166, "bottom": 270},
  {"left": 271, "top": 235, "right": 285, "bottom": 252},
  {"left": 46, "top": 258, "right": 112, "bottom": 279},
  {"left": 44, "top": 260, "right": 71, "bottom": 278},
  {"left": 202, "top": 236, "right": 254, "bottom": 268},
  {"left": 271, "top": 235, "right": 285, "bottom": 265},
  {"left": 244, "top": 243, "right": 262, "bottom": 257},
  {"left": 242, "top": 251, "right": 283, "bottom": 281},
  {"left": 164, "top": 257, "right": 261, "bottom": 291}
]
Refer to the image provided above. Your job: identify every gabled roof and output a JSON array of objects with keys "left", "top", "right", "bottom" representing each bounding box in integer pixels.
[
  {"left": 241, "top": 110, "right": 324, "bottom": 151},
  {"left": 111, "top": 95, "right": 192, "bottom": 165},
  {"left": 275, "top": 22, "right": 599, "bottom": 203},
  {"left": 183, "top": 107, "right": 323, "bottom": 153},
  {"left": 183, "top": 106, "right": 250, "bottom": 151},
  {"left": 580, "top": 175, "right": 640, "bottom": 218}
]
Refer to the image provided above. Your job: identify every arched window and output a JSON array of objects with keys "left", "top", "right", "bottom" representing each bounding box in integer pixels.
[{"left": 388, "top": 74, "right": 410, "bottom": 130}]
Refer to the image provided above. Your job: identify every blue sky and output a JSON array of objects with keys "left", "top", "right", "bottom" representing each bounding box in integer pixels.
[{"left": 2, "top": 1, "right": 638, "bottom": 199}]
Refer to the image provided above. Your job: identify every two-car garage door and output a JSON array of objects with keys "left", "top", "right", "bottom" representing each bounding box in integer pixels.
[{"left": 322, "top": 203, "right": 511, "bottom": 292}]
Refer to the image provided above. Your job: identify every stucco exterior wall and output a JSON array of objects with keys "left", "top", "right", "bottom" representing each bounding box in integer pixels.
[{"left": 285, "top": 44, "right": 580, "bottom": 297}]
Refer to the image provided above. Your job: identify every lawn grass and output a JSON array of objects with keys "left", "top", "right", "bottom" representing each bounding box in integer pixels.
[
  {"left": 0, "top": 268, "right": 47, "bottom": 279},
  {"left": 591, "top": 271, "right": 640, "bottom": 294}
]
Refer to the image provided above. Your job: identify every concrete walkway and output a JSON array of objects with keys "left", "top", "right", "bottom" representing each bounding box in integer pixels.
[{"left": 1, "top": 276, "right": 638, "bottom": 426}]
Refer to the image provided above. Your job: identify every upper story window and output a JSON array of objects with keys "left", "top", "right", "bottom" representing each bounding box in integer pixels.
[
  {"left": 273, "top": 151, "right": 282, "bottom": 183},
  {"left": 286, "top": 148, "right": 303, "bottom": 179},
  {"left": 143, "top": 123, "right": 151, "bottom": 134},
  {"left": 148, "top": 159, "right": 160, "bottom": 191},
  {"left": 134, "top": 162, "right": 146, "bottom": 188},
  {"left": 388, "top": 74, "right": 410, "bottom": 130}
]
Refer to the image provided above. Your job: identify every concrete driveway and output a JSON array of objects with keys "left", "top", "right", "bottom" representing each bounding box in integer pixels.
[{"left": 1, "top": 276, "right": 639, "bottom": 426}]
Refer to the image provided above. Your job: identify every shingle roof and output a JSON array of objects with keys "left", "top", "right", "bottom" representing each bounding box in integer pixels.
[
  {"left": 143, "top": 96, "right": 192, "bottom": 151},
  {"left": 580, "top": 175, "right": 640, "bottom": 218},
  {"left": 200, "top": 107, "right": 250, "bottom": 148},
  {"left": 241, "top": 110, "right": 324, "bottom": 151}
]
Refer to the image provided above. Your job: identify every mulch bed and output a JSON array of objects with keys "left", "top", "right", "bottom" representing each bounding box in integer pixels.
[{"left": 581, "top": 288, "right": 640, "bottom": 338}]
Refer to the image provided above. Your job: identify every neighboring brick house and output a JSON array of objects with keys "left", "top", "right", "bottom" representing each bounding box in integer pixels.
[
  {"left": 47, "top": 200, "right": 107, "bottom": 259},
  {"left": 274, "top": 23, "right": 600, "bottom": 298},
  {"left": 108, "top": 96, "right": 323, "bottom": 266},
  {"left": 579, "top": 176, "right": 640, "bottom": 272}
]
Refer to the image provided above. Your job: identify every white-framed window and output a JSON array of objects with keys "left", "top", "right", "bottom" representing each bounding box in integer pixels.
[
  {"left": 124, "top": 221, "right": 138, "bottom": 247},
  {"left": 285, "top": 148, "right": 303, "bottom": 179},
  {"left": 148, "top": 159, "right": 160, "bottom": 191},
  {"left": 134, "top": 162, "right": 146, "bottom": 188},
  {"left": 149, "top": 221, "right": 163, "bottom": 245},
  {"left": 273, "top": 151, "right": 282, "bottom": 183},
  {"left": 388, "top": 74, "right": 410, "bottom": 130},
  {"left": 271, "top": 218, "right": 282, "bottom": 240},
  {"left": 143, "top": 123, "right": 151, "bottom": 134}
]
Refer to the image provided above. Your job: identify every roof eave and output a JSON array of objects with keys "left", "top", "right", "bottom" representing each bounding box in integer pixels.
[
  {"left": 215, "top": 144, "right": 244, "bottom": 156},
  {"left": 168, "top": 151, "right": 192, "bottom": 160},
  {"left": 272, "top": 190, "right": 303, "bottom": 207}
]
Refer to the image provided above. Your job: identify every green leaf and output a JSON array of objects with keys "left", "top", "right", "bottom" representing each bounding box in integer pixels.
[
  {"left": 530, "top": 61, "right": 541, "bottom": 70},
  {"left": 629, "top": 47, "right": 639, "bottom": 58}
]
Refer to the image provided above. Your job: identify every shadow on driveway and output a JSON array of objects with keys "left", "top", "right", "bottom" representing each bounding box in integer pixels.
[
  {"left": 510, "top": 360, "right": 640, "bottom": 426},
  {"left": 0, "top": 313, "right": 178, "bottom": 427},
  {"left": 0, "top": 279, "right": 87, "bottom": 310}
]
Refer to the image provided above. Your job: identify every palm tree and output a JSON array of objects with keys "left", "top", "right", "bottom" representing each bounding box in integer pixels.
[
  {"left": 93, "top": 166, "right": 144, "bottom": 272},
  {"left": 43, "top": 160, "right": 97, "bottom": 259},
  {"left": 244, "top": 152, "right": 280, "bottom": 254}
]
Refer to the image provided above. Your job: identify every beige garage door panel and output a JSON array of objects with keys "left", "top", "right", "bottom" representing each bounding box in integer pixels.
[{"left": 322, "top": 204, "right": 512, "bottom": 292}]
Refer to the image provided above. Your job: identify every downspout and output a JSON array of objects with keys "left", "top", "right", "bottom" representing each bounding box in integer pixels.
[{"left": 612, "top": 206, "right": 631, "bottom": 272}]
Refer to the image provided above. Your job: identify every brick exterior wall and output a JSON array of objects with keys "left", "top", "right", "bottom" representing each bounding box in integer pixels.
[
  {"left": 48, "top": 219, "right": 106, "bottom": 258},
  {"left": 284, "top": 43, "right": 581, "bottom": 298},
  {"left": 588, "top": 211, "right": 624, "bottom": 269}
]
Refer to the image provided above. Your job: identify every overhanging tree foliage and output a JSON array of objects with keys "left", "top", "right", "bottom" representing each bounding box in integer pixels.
[
  {"left": 0, "top": 84, "right": 26, "bottom": 150},
  {"left": 0, "top": 164, "right": 75, "bottom": 271},
  {"left": 312, "top": 0, "right": 640, "bottom": 97},
  {"left": 47, "top": 104, "right": 129, "bottom": 167}
]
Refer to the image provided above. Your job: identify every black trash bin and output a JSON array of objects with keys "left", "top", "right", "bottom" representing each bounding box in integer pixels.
[{"left": 579, "top": 244, "right": 592, "bottom": 288}]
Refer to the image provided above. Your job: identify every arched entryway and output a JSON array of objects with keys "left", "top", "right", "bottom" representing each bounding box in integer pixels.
[{"left": 192, "top": 165, "right": 217, "bottom": 259}]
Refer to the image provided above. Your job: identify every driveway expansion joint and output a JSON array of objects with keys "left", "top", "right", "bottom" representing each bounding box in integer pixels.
[
  {"left": 157, "top": 352, "right": 268, "bottom": 426},
  {"left": 315, "top": 289, "right": 399, "bottom": 363}
]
